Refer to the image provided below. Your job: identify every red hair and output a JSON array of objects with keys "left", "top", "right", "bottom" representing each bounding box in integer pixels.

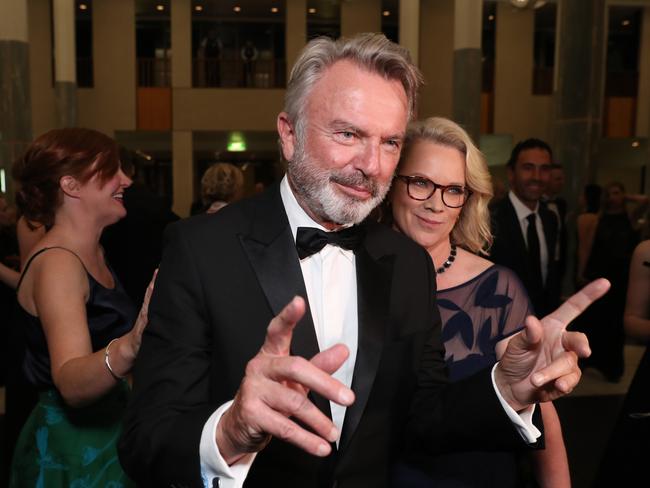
[{"left": 13, "top": 128, "right": 120, "bottom": 228}]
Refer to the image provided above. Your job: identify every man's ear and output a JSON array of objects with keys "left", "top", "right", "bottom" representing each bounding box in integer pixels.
[
  {"left": 60, "top": 175, "right": 81, "bottom": 198},
  {"left": 277, "top": 112, "right": 296, "bottom": 162}
]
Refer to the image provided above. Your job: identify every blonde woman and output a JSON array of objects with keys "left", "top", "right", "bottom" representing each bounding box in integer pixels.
[
  {"left": 387, "top": 117, "right": 569, "bottom": 488},
  {"left": 200, "top": 162, "right": 245, "bottom": 213}
]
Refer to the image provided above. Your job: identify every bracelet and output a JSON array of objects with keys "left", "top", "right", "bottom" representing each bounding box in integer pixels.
[{"left": 104, "top": 338, "right": 126, "bottom": 381}]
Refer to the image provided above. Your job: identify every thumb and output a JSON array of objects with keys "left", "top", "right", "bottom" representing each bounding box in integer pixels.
[{"left": 521, "top": 315, "right": 543, "bottom": 349}]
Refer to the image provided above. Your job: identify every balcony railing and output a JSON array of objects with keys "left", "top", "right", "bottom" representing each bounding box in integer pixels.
[
  {"left": 193, "top": 58, "right": 286, "bottom": 88},
  {"left": 138, "top": 57, "right": 171, "bottom": 87}
]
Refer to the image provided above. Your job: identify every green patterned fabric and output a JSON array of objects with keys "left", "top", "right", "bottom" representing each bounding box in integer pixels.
[{"left": 9, "top": 381, "right": 135, "bottom": 488}]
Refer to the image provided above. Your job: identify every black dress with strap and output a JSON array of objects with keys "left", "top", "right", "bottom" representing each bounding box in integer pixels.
[{"left": 10, "top": 246, "right": 138, "bottom": 487}]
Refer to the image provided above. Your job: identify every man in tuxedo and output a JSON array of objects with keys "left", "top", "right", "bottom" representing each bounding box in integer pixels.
[
  {"left": 542, "top": 163, "right": 568, "bottom": 286},
  {"left": 119, "top": 35, "right": 606, "bottom": 488},
  {"left": 490, "top": 139, "right": 561, "bottom": 316}
]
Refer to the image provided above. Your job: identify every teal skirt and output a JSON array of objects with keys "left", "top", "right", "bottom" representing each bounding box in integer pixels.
[{"left": 9, "top": 381, "right": 135, "bottom": 488}]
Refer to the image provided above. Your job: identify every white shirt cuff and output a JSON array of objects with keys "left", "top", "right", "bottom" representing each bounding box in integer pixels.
[
  {"left": 491, "top": 363, "right": 542, "bottom": 444},
  {"left": 199, "top": 400, "right": 257, "bottom": 488}
]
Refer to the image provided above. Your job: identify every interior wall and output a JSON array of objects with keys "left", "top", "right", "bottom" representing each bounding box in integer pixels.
[
  {"left": 77, "top": 0, "right": 136, "bottom": 136},
  {"left": 418, "top": 0, "right": 454, "bottom": 120},
  {"left": 28, "top": 0, "right": 56, "bottom": 137},
  {"left": 494, "top": 3, "right": 552, "bottom": 143},
  {"left": 173, "top": 89, "right": 284, "bottom": 131},
  {"left": 341, "top": 0, "right": 381, "bottom": 36}
]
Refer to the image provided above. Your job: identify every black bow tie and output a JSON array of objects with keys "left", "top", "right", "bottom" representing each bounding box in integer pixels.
[{"left": 295, "top": 226, "right": 364, "bottom": 259}]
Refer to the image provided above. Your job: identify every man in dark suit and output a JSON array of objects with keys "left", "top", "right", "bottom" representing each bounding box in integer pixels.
[
  {"left": 542, "top": 163, "right": 568, "bottom": 288},
  {"left": 119, "top": 35, "right": 606, "bottom": 488},
  {"left": 490, "top": 139, "right": 561, "bottom": 317}
]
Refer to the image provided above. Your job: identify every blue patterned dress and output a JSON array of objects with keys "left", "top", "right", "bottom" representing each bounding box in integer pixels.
[
  {"left": 394, "top": 265, "right": 534, "bottom": 487},
  {"left": 10, "top": 247, "right": 137, "bottom": 488}
]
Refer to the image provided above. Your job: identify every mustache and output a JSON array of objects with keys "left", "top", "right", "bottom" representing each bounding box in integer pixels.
[{"left": 329, "top": 172, "right": 379, "bottom": 197}]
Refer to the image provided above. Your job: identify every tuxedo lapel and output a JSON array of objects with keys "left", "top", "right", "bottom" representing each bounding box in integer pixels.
[
  {"left": 238, "top": 186, "right": 331, "bottom": 419},
  {"left": 503, "top": 199, "right": 529, "bottom": 264},
  {"left": 338, "top": 239, "right": 394, "bottom": 453}
]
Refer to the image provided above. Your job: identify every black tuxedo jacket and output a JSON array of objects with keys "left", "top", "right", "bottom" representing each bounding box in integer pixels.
[
  {"left": 490, "top": 197, "right": 560, "bottom": 316},
  {"left": 119, "top": 184, "right": 535, "bottom": 488}
]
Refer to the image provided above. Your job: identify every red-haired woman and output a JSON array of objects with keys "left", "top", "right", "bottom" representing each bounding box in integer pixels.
[{"left": 9, "top": 128, "right": 153, "bottom": 487}]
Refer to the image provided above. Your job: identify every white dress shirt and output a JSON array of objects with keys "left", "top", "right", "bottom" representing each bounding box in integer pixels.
[
  {"left": 508, "top": 191, "right": 549, "bottom": 285},
  {"left": 198, "top": 178, "right": 540, "bottom": 488}
]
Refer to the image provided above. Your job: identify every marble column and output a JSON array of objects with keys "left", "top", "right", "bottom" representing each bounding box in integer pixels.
[
  {"left": 453, "top": 0, "right": 482, "bottom": 144},
  {"left": 399, "top": 0, "right": 420, "bottom": 66},
  {"left": 552, "top": 0, "right": 607, "bottom": 204},
  {"left": 0, "top": 0, "right": 31, "bottom": 199},
  {"left": 552, "top": 0, "right": 607, "bottom": 295},
  {"left": 53, "top": 0, "right": 77, "bottom": 128}
]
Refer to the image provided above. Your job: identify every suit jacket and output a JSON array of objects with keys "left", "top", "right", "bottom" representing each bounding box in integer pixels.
[
  {"left": 490, "top": 197, "right": 560, "bottom": 316},
  {"left": 119, "top": 184, "right": 535, "bottom": 488}
]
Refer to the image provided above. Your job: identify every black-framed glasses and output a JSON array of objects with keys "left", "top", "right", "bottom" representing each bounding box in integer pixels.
[{"left": 396, "top": 175, "right": 472, "bottom": 208}]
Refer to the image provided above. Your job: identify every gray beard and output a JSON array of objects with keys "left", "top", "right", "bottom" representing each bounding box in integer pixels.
[{"left": 287, "top": 146, "right": 391, "bottom": 225}]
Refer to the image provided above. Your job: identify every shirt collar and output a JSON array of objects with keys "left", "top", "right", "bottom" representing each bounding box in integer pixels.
[
  {"left": 508, "top": 190, "right": 539, "bottom": 221},
  {"left": 280, "top": 175, "right": 355, "bottom": 261}
]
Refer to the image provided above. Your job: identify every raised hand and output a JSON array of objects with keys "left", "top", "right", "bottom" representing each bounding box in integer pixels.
[
  {"left": 495, "top": 278, "right": 610, "bottom": 411},
  {"left": 217, "top": 296, "right": 355, "bottom": 465},
  {"left": 125, "top": 269, "right": 158, "bottom": 361}
]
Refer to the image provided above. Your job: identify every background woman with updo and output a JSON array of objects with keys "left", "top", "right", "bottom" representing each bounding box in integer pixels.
[
  {"left": 200, "top": 162, "right": 245, "bottom": 213},
  {"left": 9, "top": 128, "right": 153, "bottom": 487}
]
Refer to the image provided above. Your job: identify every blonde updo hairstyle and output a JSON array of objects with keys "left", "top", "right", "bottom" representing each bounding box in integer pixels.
[
  {"left": 200, "top": 163, "right": 245, "bottom": 207},
  {"left": 398, "top": 117, "right": 494, "bottom": 255}
]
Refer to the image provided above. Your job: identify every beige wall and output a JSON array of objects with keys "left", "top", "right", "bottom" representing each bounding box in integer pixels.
[
  {"left": 173, "top": 89, "right": 284, "bottom": 131},
  {"left": 286, "top": 0, "right": 307, "bottom": 78},
  {"left": 341, "top": 0, "right": 381, "bottom": 37},
  {"left": 77, "top": 0, "right": 136, "bottom": 136},
  {"left": 494, "top": 3, "right": 552, "bottom": 142},
  {"left": 171, "top": 0, "right": 191, "bottom": 88},
  {"left": 172, "top": 130, "right": 194, "bottom": 217},
  {"left": 418, "top": 0, "right": 454, "bottom": 120},
  {"left": 29, "top": 0, "right": 57, "bottom": 137}
]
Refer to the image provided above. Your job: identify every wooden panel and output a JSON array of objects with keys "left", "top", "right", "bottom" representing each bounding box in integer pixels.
[
  {"left": 604, "top": 96, "right": 636, "bottom": 138},
  {"left": 481, "top": 92, "right": 494, "bottom": 134},
  {"left": 137, "top": 87, "right": 172, "bottom": 130}
]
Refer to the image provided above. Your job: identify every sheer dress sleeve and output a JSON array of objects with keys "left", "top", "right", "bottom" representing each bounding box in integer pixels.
[{"left": 437, "top": 265, "right": 533, "bottom": 381}]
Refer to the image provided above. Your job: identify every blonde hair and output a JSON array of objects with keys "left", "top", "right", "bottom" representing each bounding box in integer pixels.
[
  {"left": 398, "top": 117, "right": 494, "bottom": 255},
  {"left": 201, "top": 163, "right": 244, "bottom": 206}
]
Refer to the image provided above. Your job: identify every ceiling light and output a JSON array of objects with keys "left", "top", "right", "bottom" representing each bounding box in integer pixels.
[
  {"left": 271, "top": 7, "right": 279, "bottom": 13},
  {"left": 156, "top": 4, "right": 165, "bottom": 11},
  {"left": 382, "top": 10, "right": 390, "bottom": 17},
  {"left": 233, "top": 5, "right": 241, "bottom": 12},
  {"left": 510, "top": 0, "right": 530, "bottom": 8},
  {"left": 488, "top": 14, "right": 495, "bottom": 21},
  {"left": 308, "top": 7, "right": 317, "bottom": 14},
  {"left": 194, "top": 5, "right": 203, "bottom": 12},
  {"left": 79, "top": 3, "right": 88, "bottom": 10},
  {"left": 622, "top": 19, "right": 630, "bottom": 26},
  {"left": 632, "top": 141, "right": 640, "bottom": 148}
]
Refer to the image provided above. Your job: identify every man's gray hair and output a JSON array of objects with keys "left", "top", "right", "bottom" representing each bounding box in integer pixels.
[{"left": 284, "top": 33, "right": 423, "bottom": 132}]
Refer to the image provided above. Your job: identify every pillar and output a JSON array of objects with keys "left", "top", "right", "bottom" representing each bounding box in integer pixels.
[
  {"left": 552, "top": 0, "right": 607, "bottom": 295},
  {"left": 286, "top": 0, "right": 306, "bottom": 80},
  {"left": 171, "top": 0, "right": 191, "bottom": 89},
  {"left": 453, "top": 0, "right": 482, "bottom": 144},
  {"left": 53, "top": 0, "right": 77, "bottom": 127},
  {"left": 172, "top": 131, "right": 194, "bottom": 217},
  {"left": 0, "top": 0, "right": 31, "bottom": 199},
  {"left": 400, "top": 0, "right": 420, "bottom": 66}
]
